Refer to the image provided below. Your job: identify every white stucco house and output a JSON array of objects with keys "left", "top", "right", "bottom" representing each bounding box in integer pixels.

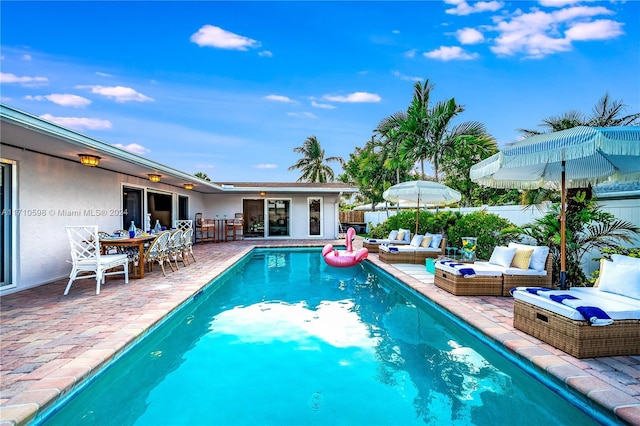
[{"left": 0, "top": 104, "right": 358, "bottom": 295}]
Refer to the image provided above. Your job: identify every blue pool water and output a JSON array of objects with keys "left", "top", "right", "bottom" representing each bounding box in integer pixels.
[{"left": 40, "top": 249, "right": 610, "bottom": 425}]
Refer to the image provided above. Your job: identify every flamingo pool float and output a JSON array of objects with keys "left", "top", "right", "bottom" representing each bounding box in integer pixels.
[{"left": 322, "top": 227, "right": 369, "bottom": 268}]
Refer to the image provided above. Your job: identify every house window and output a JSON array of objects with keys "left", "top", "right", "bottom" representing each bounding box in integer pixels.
[
  {"left": 147, "top": 191, "right": 173, "bottom": 230},
  {"left": 267, "top": 199, "right": 290, "bottom": 237},
  {"left": 308, "top": 198, "right": 322, "bottom": 236},
  {"left": 1, "top": 159, "right": 16, "bottom": 289},
  {"left": 123, "top": 186, "right": 143, "bottom": 230},
  {"left": 178, "top": 195, "right": 189, "bottom": 220}
]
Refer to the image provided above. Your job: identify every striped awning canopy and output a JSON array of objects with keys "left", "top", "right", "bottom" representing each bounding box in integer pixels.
[{"left": 470, "top": 126, "right": 640, "bottom": 189}]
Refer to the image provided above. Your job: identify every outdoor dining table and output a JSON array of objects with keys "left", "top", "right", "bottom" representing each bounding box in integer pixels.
[{"left": 100, "top": 234, "right": 156, "bottom": 279}]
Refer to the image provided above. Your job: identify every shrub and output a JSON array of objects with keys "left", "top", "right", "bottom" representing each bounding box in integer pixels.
[{"left": 446, "top": 211, "right": 515, "bottom": 260}]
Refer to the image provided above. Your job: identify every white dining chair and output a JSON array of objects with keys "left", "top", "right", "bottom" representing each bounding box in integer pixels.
[{"left": 64, "top": 225, "right": 129, "bottom": 295}]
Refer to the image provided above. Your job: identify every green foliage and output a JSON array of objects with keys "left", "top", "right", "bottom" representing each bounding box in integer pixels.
[
  {"left": 588, "top": 246, "right": 640, "bottom": 285},
  {"left": 504, "top": 192, "right": 639, "bottom": 287},
  {"left": 369, "top": 209, "right": 511, "bottom": 260},
  {"left": 445, "top": 211, "right": 515, "bottom": 260}
]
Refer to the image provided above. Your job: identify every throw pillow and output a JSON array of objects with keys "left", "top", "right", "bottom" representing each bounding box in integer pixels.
[
  {"left": 396, "top": 230, "right": 406, "bottom": 241},
  {"left": 388, "top": 230, "right": 398, "bottom": 240},
  {"left": 399, "top": 229, "right": 411, "bottom": 243},
  {"left": 420, "top": 236, "right": 433, "bottom": 248},
  {"left": 598, "top": 260, "right": 640, "bottom": 300},
  {"left": 430, "top": 234, "right": 443, "bottom": 249},
  {"left": 488, "top": 246, "right": 517, "bottom": 268},
  {"left": 511, "top": 248, "right": 534, "bottom": 270},
  {"left": 508, "top": 243, "right": 550, "bottom": 271},
  {"left": 410, "top": 235, "right": 424, "bottom": 247},
  {"left": 611, "top": 254, "right": 640, "bottom": 267}
]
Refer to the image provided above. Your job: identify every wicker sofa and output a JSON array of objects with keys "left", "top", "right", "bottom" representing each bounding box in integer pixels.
[
  {"left": 434, "top": 244, "right": 553, "bottom": 296},
  {"left": 362, "top": 229, "right": 412, "bottom": 253},
  {"left": 511, "top": 254, "right": 640, "bottom": 358},
  {"left": 378, "top": 236, "right": 447, "bottom": 264}
]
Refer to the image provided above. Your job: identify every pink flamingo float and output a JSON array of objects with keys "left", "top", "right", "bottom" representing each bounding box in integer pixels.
[{"left": 322, "top": 227, "right": 369, "bottom": 268}]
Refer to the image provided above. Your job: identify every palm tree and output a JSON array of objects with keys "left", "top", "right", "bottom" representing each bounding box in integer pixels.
[
  {"left": 374, "top": 112, "right": 412, "bottom": 185},
  {"left": 519, "top": 93, "right": 640, "bottom": 136},
  {"left": 288, "top": 136, "right": 343, "bottom": 183}
]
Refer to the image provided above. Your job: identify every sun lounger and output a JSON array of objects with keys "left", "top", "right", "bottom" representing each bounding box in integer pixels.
[
  {"left": 511, "top": 255, "right": 640, "bottom": 358},
  {"left": 378, "top": 234, "right": 446, "bottom": 264},
  {"left": 363, "top": 229, "right": 412, "bottom": 253},
  {"left": 434, "top": 260, "right": 504, "bottom": 296}
]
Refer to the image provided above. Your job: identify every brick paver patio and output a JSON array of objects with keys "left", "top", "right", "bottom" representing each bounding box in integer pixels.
[{"left": 1, "top": 238, "right": 638, "bottom": 425}]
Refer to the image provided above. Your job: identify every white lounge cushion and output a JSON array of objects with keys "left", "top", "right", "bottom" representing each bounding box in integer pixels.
[
  {"left": 388, "top": 230, "right": 398, "bottom": 240},
  {"left": 508, "top": 243, "right": 550, "bottom": 272},
  {"left": 488, "top": 246, "right": 517, "bottom": 268},
  {"left": 598, "top": 259, "right": 640, "bottom": 300},
  {"left": 379, "top": 245, "right": 416, "bottom": 253},
  {"left": 435, "top": 262, "right": 502, "bottom": 277},
  {"left": 364, "top": 238, "right": 410, "bottom": 245},
  {"left": 512, "top": 287, "right": 640, "bottom": 321},
  {"left": 475, "top": 262, "right": 547, "bottom": 276}
]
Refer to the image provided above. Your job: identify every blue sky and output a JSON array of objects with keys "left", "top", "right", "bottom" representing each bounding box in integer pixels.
[{"left": 1, "top": 1, "right": 638, "bottom": 182}]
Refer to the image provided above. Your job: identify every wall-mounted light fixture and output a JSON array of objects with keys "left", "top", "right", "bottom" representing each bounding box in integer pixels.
[
  {"left": 260, "top": 191, "right": 266, "bottom": 196},
  {"left": 78, "top": 154, "right": 101, "bottom": 167},
  {"left": 184, "top": 183, "right": 194, "bottom": 190},
  {"left": 148, "top": 174, "right": 161, "bottom": 183}
]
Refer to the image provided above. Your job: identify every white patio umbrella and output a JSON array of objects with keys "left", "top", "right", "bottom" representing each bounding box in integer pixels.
[
  {"left": 383, "top": 180, "right": 462, "bottom": 235},
  {"left": 470, "top": 125, "right": 640, "bottom": 289}
]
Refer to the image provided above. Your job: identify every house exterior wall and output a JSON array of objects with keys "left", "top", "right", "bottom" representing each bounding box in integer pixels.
[
  {"left": 198, "top": 193, "right": 340, "bottom": 239},
  {"left": 1, "top": 146, "right": 206, "bottom": 295}
]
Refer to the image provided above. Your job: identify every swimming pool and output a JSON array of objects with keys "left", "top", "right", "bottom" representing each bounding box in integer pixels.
[{"left": 39, "top": 248, "right": 612, "bottom": 425}]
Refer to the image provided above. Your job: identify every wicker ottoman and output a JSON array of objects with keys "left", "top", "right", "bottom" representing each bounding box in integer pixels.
[
  {"left": 379, "top": 248, "right": 415, "bottom": 264},
  {"left": 513, "top": 299, "right": 640, "bottom": 358},
  {"left": 434, "top": 263, "right": 503, "bottom": 296}
]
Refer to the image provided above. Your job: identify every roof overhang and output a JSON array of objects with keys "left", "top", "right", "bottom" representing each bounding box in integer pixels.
[{"left": 0, "top": 104, "right": 358, "bottom": 195}]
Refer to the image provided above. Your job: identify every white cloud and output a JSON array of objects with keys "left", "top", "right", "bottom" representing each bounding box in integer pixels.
[
  {"left": 258, "top": 50, "right": 273, "bottom": 57},
  {"left": 113, "top": 143, "right": 150, "bottom": 155},
  {"left": 565, "top": 19, "right": 623, "bottom": 41},
  {"left": 445, "top": 0, "right": 503, "bottom": 16},
  {"left": 0, "top": 72, "right": 48, "bottom": 86},
  {"left": 190, "top": 24, "right": 261, "bottom": 51},
  {"left": 264, "top": 94, "right": 295, "bottom": 103},
  {"left": 322, "top": 92, "right": 381, "bottom": 103},
  {"left": 456, "top": 28, "right": 485, "bottom": 44},
  {"left": 255, "top": 163, "right": 278, "bottom": 169},
  {"left": 424, "top": 46, "right": 479, "bottom": 60},
  {"left": 311, "top": 100, "right": 336, "bottom": 109},
  {"left": 287, "top": 111, "right": 317, "bottom": 118},
  {"left": 391, "top": 70, "right": 422, "bottom": 82},
  {"left": 39, "top": 114, "right": 112, "bottom": 131},
  {"left": 489, "top": 5, "right": 621, "bottom": 58},
  {"left": 538, "top": 0, "right": 585, "bottom": 7},
  {"left": 22, "top": 54, "right": 32, "bottom": 61},
  {"left": 95, "top": 72, "right": 112, "bottom": 77},
  {"left": 392, "top": 29, "right": 400, "bottom": 34},
  {"left": 26, "top": 93, "right": 91, "bottom": 108},
  {"left": 76, "top": 85, "right": 154, "bottom": 103},
  {"left": 404, "top": 48, "right": 418, "bottom": 58}
]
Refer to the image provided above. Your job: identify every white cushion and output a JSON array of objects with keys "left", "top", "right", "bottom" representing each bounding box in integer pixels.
[
  {"left": 410, "top": 235, "right": 424, "bottom": 247},
  {"left": 598, "top": 260, "right": 640, "bottom": 300},
  {"left": 399, "top": 229, "right": 411, "bottom": 243},
  {"left": 488, "top": 246, "right": 517, "bottom": 268},
  {"left": 611, "top": 254, "right": 640, "bottom": 267},
  {"left": 508, "top": 243, "right": 549, "bottom": 272},
  {"left": 388, "top": 230, "right": 398, "bottom": 240}
]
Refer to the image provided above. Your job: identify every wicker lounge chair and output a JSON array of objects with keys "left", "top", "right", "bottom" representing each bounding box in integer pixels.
[
  {"left": 363, "top": 229, "right": 412, "bottom": 253},
  {"left": 512, "top": 287, "right": 640, "bottom": 358},
  {"left": 434, "top": 261, "right": 504, "bottom": 296}
]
